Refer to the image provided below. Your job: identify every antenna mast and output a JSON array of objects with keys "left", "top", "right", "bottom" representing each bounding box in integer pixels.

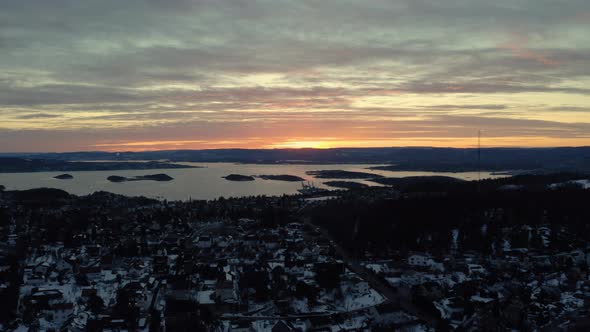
[{"left": 477, "top": 130, "right": 481, "bottom": 192}]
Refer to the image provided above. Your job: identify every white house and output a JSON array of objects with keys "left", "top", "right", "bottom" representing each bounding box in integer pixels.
[
  {"left": 408, "top": 255, "right": 436, "bottom": 268},
  {"left": 195, "top": 236, "right": 212, "bottom": 249},
  {"left": 467, "top": 264, "right": 486, "bottom": 275}
]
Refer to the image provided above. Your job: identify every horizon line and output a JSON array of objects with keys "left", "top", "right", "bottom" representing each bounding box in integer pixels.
[{"left": 2, "top": 145, "right": 590, "bottom": 155}]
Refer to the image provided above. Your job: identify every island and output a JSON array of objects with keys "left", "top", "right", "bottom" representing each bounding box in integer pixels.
[
  {"left": 223, "top": 174, "right": 255, "bottom": 181},
  {"left": 306, "top": 170, "right": 383, "bottom": 179},
  {"left": 53, "top": 174, "right": 74, "bottom": 180},
  {"left": 107, "top": 174, "right": 174, "bottom": 182},
  {"left": 323, "top": 181, "right": 369, "bottom": 190},
  {"left": 136, "top": 174, "right": 174, "bottom": 181},
  {"left": 107, "top": 175, "right": 127, "bottom": 183},
  {"left": 258, "top": 174, "right": 305, "bottom": 182}
]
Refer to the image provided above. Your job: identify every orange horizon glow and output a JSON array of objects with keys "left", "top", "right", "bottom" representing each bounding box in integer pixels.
[{"left": 87, "top": 137, "right": 590, "bottom": 153}]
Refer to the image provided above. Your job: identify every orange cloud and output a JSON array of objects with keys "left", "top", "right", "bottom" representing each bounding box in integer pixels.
[
  {"left": 499, "top": 33, "right": 560, "bottom": 67},
  {"left": 574, "top": 11, "right": 590, "bottom": 23}
]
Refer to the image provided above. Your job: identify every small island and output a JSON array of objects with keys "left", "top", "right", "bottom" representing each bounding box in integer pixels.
[
  {"left": 107, "top": 174, "right": 174, "bottom": 182},
  {"left": 223, "top": 174, "right": 255, "bottom": 181},
  {"left": 107, "top": 175, "right": 128, "bottom": 183},
  {"left": 54, "top": 174, "right": 74, "bottom": 180},
  {"left": 136, "top": 174, "right": 174, "bottom": 181},
  {"left": 306, "top": 170, "right": 383, "bottom": 179},
  {"left": 324, "top": 181, "right": 370, "bottom": 190},
  {"left": 258, "top": 174, "right": 305, "bottom": 182}
]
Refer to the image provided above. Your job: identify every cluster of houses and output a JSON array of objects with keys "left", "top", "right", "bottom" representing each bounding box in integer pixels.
[
  {"left": 2, "top": 187, "right": 590, "bottom": 331},
  {"left": 0, "top": 192, "right": 428, "bottom": 331},
  {"left": 360, "top": 244, "right": 590, "bottom": 330}
]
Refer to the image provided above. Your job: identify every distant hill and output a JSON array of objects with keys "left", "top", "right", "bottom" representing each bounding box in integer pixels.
[
  {"left": 7, "top": 146, "right": 590, "bottom": 173},
  {"left": 375, "top": 173, "right": 590, "bottom": 194},
  {"left": 0, "top": 158, "right": 197, "bottom": 173}
]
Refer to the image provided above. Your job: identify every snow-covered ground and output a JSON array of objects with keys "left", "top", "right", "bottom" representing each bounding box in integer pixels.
[
  {"left": 343, "top": 289, "right": 385, "bottom": 311},
  {"left": 549, "top": 179, "right": 590, "bottom": 190}
]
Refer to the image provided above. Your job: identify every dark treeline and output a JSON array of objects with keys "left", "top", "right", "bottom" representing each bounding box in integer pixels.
[
  {"left": 0, "top": 190, "right": 298, "bottom": 249},
  {"left": 311, "top": 186, "right": 590, "bottom": 256},
  {"left": 372, "top": 173, "right": 589, "bottom": 193}
]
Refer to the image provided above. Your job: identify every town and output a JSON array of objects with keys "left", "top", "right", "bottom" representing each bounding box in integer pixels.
[{"left": 0, "top": 177, "right": 589, "bottom": 331}]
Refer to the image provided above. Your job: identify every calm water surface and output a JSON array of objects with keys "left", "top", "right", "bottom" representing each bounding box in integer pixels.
[{"left": 0, "top": 163, "right": 502, "bottom": 201}]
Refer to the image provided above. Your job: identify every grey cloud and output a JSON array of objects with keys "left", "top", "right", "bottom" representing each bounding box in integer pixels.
[
  {"left": 0, "top": 82, "right": 146, "bottom": 106},
  {"left": 546, "top": 106, "right": 590, "bottom": 112},
  {"left": 1, "top": 79, "right": 588, "bottom": 112},
  {"left": 14, "top": 113, "right": 63, "bottom": 119},
  {"left": 394, "top": 82, "right": 590, "bottom": 95},
  {"left": 3, "top": 0, "right": 588, "bottom": 91},
  {"left": 1, "top": 0, "right": 589, "bottom": 151}
]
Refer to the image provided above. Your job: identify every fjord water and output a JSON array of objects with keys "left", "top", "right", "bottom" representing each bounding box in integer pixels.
[{"left": 0, "top": 163, "right": 501, "bottom": 201}]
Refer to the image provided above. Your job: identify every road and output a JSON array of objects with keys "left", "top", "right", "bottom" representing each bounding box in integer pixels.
[
  {"left": 302, "top": 218, "right": 440, "bottom": 328},
  {"left": 222, "top": 295, "right": 391, "bottom": 322}
]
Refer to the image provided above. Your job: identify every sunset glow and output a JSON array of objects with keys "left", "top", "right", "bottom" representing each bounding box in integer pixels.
[{"left": 266, "top": 140, "right": 335, "bottom": 149}]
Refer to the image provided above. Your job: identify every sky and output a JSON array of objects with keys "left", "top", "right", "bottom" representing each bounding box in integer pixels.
[{"left": 1, "top": 0, "right": 590, "bottom": 152}]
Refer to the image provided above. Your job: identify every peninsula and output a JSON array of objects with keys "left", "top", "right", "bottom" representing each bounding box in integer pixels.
[
  {"left": 258, "top": 174, "right": 305, "bottom": 182},
  {"left": 324, "top": 181, "right": 370, "bottom": 190},
  {"left": 306, "top": 170, "right": 383, "bottom": 179}
]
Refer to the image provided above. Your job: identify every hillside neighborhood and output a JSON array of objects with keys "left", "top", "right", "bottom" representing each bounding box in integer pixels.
[{"left": 0, "top": 183, "right": 589, "bottom": 331}]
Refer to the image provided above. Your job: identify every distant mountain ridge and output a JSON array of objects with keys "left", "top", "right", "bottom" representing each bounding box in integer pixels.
[
  {"left": 4, "top": 147, "right": 590, "bottom": 172},
  {"left": 0, "top": 158, "right": 196, "bottom": 173}
]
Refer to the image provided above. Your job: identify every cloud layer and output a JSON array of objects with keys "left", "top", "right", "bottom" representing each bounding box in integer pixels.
[{"left": 1, "top": 0, "right": 589, "bottom": 151}]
